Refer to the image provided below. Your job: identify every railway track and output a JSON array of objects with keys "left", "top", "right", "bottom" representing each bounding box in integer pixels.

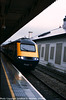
[
  {"left": 23, "top": 68, "right": 66, "bottom": 100},
  {"left": 36, "top": 65, "right": 66, "bottom": 84}
]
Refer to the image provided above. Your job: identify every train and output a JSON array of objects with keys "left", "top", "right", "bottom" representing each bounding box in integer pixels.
[{"left": 2, "top": 38, "right": 39, "bottom": 71}]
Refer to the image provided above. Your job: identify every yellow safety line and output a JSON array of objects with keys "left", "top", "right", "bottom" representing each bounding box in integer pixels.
[{"left": 1, "top": 61, "right": 16, "bottom": 99}]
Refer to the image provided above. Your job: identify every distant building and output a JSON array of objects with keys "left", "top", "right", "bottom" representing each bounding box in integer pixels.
[{"left": 33, "top": 17, "right": 66, "bottom": 72}]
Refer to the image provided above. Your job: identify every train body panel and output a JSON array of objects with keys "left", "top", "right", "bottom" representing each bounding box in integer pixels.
[{"left": 17, "top": 42, "right": 39, "bottom": 57}]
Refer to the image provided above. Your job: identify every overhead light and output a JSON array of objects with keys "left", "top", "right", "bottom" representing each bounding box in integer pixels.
[
  {"left": 2, "top": 17, "right": 6, "bottom": 29},
  {"left": 2, "top": 25, "right": 6, "bottom": 29}
]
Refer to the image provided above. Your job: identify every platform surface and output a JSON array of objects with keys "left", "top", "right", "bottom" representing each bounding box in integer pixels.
[{"left": 1, "top": 53, "right": 46, "bottom": 100}]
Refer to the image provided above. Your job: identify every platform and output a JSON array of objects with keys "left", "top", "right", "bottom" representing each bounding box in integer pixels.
[{"left": 1, "top": 53, "right": 46, "bottom": 100}]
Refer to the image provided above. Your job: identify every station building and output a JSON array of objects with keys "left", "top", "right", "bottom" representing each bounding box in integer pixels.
[{"left": 33, "top": 17, "right": 66, "bottom": 72}]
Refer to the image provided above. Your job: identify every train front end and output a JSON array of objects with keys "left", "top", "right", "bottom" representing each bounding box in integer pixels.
[{"left": 17, "top": 39, "right": 39, "bottom": 70}]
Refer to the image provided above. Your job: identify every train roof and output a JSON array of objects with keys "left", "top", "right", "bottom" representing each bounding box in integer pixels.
[{"left": 12, "top": 38, "right": 36, "bottom": 45}]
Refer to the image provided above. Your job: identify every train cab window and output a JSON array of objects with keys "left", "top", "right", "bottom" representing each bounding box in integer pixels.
[{"left": 20, "top": 44, "right": 35, "bottom": 52}]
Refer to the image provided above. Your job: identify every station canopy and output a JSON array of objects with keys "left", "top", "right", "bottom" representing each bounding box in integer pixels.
[{"left": 0, "top": 0, "right": 55, "bottom": 44}]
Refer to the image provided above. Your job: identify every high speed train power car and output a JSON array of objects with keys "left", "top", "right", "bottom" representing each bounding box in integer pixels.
[{"left": 2, "top": 38, "right": 39, "bottom": 70}]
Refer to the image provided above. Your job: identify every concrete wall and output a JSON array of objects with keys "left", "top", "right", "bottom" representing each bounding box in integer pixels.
[{"left": 35, "top": 36, "right": 66, "bottom": 72}]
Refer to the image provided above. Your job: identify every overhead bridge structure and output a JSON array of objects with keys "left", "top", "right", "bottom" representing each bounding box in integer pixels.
[{"left": 0, "top": 0, "right": 56, "bottom": 44}]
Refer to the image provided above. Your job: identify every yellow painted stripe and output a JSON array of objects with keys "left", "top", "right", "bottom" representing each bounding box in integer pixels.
[{"left": 1, "top": 62, "right": 16, "bottom": 99}]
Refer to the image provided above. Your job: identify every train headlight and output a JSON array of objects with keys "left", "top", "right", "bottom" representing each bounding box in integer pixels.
[
  {"left": 18, "top": 56, "right": 24, "bottom": 59},
  {"left": 34, "top": 58, "right": 36, "bottom": 60},
  {"left": 34, "top": 57, "right": 39, "bottom": 60},
  {"left": 21, "top": 56, "right": 24, "bottom": 59},
  {"left": 18, "top": 56, "right": 21, "bottom": 59},
  {"left": 36, "top": 58, "right": 39, "bottom": 60}
]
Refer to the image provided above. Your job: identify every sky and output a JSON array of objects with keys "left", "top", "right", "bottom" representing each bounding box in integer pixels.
[{"left": 4, "top": 0, "right": 66, "bottom": 44}]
